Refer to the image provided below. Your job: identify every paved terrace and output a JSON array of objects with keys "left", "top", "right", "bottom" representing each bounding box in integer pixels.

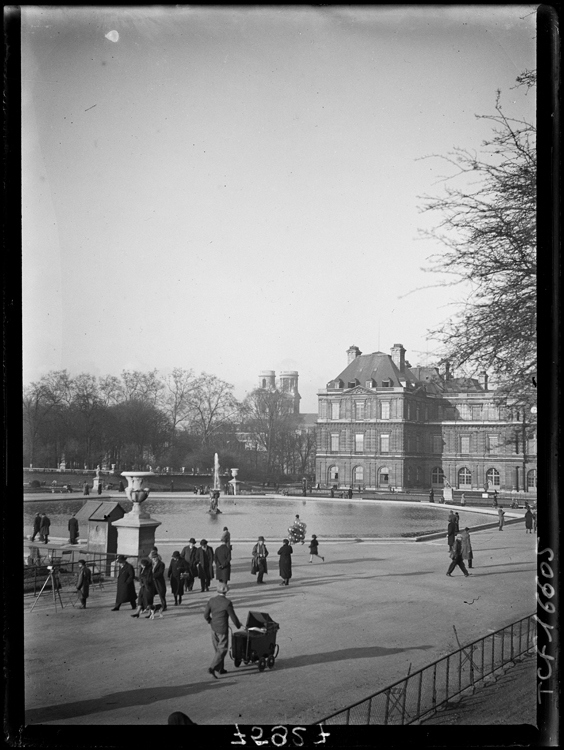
[{"left": 23, "top": 515, "right": 536, "bottom": 727}]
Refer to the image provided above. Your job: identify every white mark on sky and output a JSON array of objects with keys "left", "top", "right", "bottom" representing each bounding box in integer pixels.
[{"left": 105, "top": 30, "right": 119, "bottom": 43}]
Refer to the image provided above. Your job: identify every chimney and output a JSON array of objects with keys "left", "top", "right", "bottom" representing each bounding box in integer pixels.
[
  {"left": 444, "top": 361, "right": 451, "bottom": 381},
  {"left": 347, "top": 345, "right": 362, "bottom": 364},
  {"left": 390, "top": 343, "right": 406, "bottom": 372},
  {"left": 479, "top": 371, "right": 489, "bottom": 391}
]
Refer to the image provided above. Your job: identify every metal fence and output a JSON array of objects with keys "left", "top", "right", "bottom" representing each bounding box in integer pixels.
[
  {"left": 317, "top": 613, "right": 536, "bottom": 726},
  {"left": 24, "top": 551, "right": 140, "bottom": 598}
]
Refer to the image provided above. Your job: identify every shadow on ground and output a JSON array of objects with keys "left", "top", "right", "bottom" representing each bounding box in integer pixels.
[
  {"left": 25, "top": 680, "right": 230, "bottom": 723},
  {"left": 233, "top": 643, "right": 435, "bottom": 673}
]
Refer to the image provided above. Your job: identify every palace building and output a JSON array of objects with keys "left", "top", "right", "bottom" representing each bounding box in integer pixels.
[{"left": 315, "top": 344, "right": 537, "bottom": 494}]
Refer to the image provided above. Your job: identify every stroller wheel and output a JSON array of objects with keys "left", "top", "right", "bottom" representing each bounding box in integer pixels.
[
  {"left": 267, "top": 655, "right": 275, "bottom": 669},
  {"left": 234, "top": 659, "right": 241, "bottom": 668},
  {"left": 258, "top": 657, "right": 267, "bottom": 672}
]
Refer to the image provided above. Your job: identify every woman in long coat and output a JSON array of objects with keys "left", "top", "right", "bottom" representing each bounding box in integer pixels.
[
  {"left": 214, "top": 542, "right": 231, "bottom": 583},
  {"left": 277, "top": 539, "right": 293, "bottom": 586},
  {"left": 131, "top": 559, "right": 156, "bottom": 618},
  {"left": 150, "top": 551, "right": 167, "bottom": 611},
  {"left": 524, "top": 509, "right": 534, "bottom": 534},
  {"left": 112, "top": 556, "right": 137, "bottom": 610},
  {"left": 252, "top": 536, "right": 269, "bottom": 584},
  {"left": 168, "top": 551, "right": 188, "bottom": 605}
]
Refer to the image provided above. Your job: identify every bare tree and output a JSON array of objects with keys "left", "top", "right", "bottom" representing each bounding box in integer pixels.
[
  {"left": 188, "top": 373, "right": 240, "bottom": 447},
  {"left": 241, "top": 388, "right": 295, "bottom": 478},
  {"left": 418, "top": 72, "right": 536, "bottom": 412}
]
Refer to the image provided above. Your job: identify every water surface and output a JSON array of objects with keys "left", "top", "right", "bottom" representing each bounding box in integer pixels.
[{"left": 23, "top": 495, "right": 496, "bottom": 542}]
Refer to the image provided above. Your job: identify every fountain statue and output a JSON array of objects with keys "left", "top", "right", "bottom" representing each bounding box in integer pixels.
[
  {"left": 112, "top": 471, "right": 161, "bottom": 560},
  {"left": 208, "top": 454, "right": 222, "bottom": 514}
]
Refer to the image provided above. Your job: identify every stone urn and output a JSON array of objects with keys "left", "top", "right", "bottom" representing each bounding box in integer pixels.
[{"left": 121, "top": 471, "right": 154, "bottom": 519}]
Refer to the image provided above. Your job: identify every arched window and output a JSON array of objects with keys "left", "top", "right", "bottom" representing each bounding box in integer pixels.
[
  {"left": 486, "top": 468, "right": 500, "bottom": 487},
  {"left": 432, "top": 467, "right": 444, "bottom": 485},
  {"left": 527, "top": 469, "right": 537, "bottom": 490},
  {"left": 328, "top": 466, "right": 339, "bottom": 484},
  {"left": 378, "top": 467, "right": 389, "bottom": 486},
  {"left": 458, "top": 467, "right": 472, "bottom": 488},
  {"left": 353, "top": 466, "right": 364, "bottom": 485},
  {"left": 262, "top": 378, "right": 266, "bottom": 388}
]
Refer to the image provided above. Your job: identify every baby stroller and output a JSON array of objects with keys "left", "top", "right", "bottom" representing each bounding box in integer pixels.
[{"left": 230, "top": 611, "right": 280, "bottom": 671}]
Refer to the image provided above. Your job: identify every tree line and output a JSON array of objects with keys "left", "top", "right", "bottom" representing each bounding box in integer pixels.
[{"left": 23, "top": 368, "right": 316, "bottom": 481}]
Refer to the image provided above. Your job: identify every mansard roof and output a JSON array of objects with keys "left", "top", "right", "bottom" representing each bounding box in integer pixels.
[{"left": 330, "top": 352, "right": 418, "bottom": 389}]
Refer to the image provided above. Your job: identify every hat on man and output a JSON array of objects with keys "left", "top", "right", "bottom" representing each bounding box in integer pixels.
[
  {"left": 189, "top": 538, "right": 196, "bottom": 544},
  {"left": 117, "top": 555, "right": 127, "bottom": 562},
  {"left": 258, "top": 536, "right": 265, "bottom": 541},
  {"left": 216, "top": 582, "right": 229, "bottom": 594},
  {"left": 200, "top": 539, "right": 208, "bottom": 545},
  {"left": 172, "top": 550, "right": 180, "bottom": 558}
]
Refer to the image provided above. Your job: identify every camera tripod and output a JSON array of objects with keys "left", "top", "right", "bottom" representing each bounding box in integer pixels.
[{"left": 30, "top": 566, "right": 73, "bottom": 612}]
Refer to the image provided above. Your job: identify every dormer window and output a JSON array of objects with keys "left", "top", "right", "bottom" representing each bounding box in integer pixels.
[
  {"left": 348, "top": 381, "right": 356, "bottom": 389},
  {"left": 365, "top": 380, "right": 374, "bottom": 388},
  {"left": 382, "top": 379, "right": 392, "bottom": 387}
]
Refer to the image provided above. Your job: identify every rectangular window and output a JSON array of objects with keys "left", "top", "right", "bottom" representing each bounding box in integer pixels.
[
  {"left": 355, "top": 434, "right": 364, "bottom": 453},
  {"left": 381, "top": 401, "right": 390, "bottom": 420},
  {"left": 460, "top": 435, "right": 470, "bottom": 453},
  {"left": 433, "top": 435, "right": 443, "bottom": 453},
  {"left": 330, "top": 433, "right": 339, "bottom": 452},
  {"left": 487, "top": 435, "right": 499, "bottom": 453},
  {"left": 331, "top": 402, "right": 340, "bottom": 420},
  {"left": 355, "top": 401, "right": 365, "bottom": 420},
  {"left": 527, "top": 437, "right": 537, "bottom": 455},
  {"left": 380, "top": 434, "right": 390, "bottom": 453},
  {"left": 471, "top": 405, "right": 483, "bottom": 420},
  {"left": 458, "top": 404, "right": 471, "bottom": 420},
  {"left": 438, "top": 405, "right": 444, "bottom": 420},
  {"left": 365, "top": 380, "right": 373, "bottom": 388}
]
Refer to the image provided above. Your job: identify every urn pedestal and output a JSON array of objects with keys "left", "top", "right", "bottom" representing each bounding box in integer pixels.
[{"left": 112, "top": 472, "right": 161, "bottom": 561}]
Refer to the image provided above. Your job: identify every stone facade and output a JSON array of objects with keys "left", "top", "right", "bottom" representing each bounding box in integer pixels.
[{"left": 315, "top": 345, "right": 537, "bottom": 494}]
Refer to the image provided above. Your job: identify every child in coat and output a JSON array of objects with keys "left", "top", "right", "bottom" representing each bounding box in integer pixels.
[{"left": 308, "top": 534, "right": 325, "bottom": 563}]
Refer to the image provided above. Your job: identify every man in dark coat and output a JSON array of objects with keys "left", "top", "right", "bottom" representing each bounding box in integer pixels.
[
  {"left": 447, "top": 517, "right": 457, "bottom": 551},
  {"left": 150, "top": 550, "right": 167, "bottom": 611},
  {"left": 277, "top": 539, "right": 293, "bottom": 586},
  {"left": 197, "top": 540, "right": 214, "bottom": 592},
  {"left": 446, "top": 534, "right": 470, "bottom": 577},
  {"left": 68, "top": 514, "right": 79, "bottom": 545},
  {"left": 39, "top": 514, "right": 51, "bottom": 543},
  {"left": 76, "top": 559, "right": 92, "bottom": 608},
  {"left": 180, "top": 538, "right": 198, "bottom": 591},
  {"left": 112, "top": 556, "right": 137, "bottom": 610},
  {"left": 214, "top": 542, "right": 231, "bottom": 583},
  {"left": 204, "top": 582, "right": 242, "bottom": 677},
  {"left": 83, "top": 482, "right": 90, "bottom": 496},
  {"left": 30, "top": 513, "right": 42, "bottom": 541}
]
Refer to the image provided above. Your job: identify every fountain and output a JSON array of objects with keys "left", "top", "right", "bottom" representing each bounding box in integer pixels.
[
  {"left": 208, "top": 454, "right": 222, "bottom": 514},
  {"left": 112, "top": 471, "right": 161, "bottom": 560}
]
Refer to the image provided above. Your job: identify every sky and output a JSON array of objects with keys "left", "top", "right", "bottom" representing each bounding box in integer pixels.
[{"left": 22, "top": 6, "right": 536, "bottom": 412}]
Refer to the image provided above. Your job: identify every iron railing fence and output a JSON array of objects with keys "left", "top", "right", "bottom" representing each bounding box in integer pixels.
[
  {"left": 317, "top": 613, "right": 535, "bottom": 726},
  {"left": 24, "top": 552, "right": 140, "bottom": 598}
]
